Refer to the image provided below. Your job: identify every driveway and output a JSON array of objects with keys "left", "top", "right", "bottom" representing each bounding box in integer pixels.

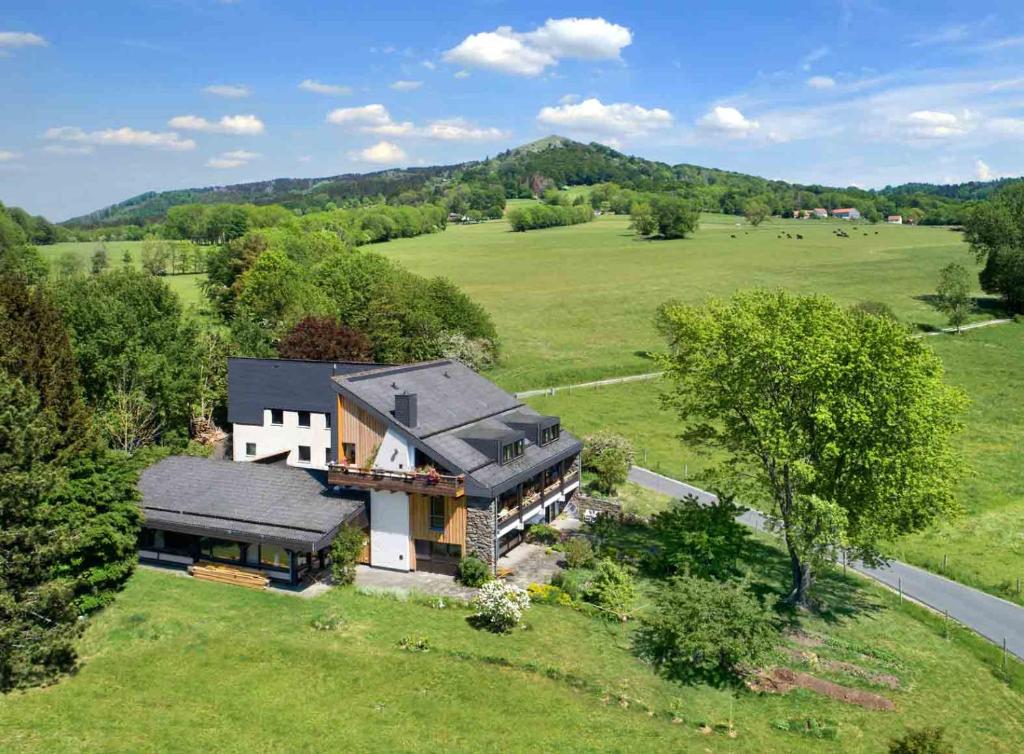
[{"left": 628, "top": 466, "right": 1024, "bottom": 660}]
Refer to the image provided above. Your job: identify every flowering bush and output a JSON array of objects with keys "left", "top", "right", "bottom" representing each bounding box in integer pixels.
[{"left": 472, "top": 580, "right": 531, "bottom": 632}]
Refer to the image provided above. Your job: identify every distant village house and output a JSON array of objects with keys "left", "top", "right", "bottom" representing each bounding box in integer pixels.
[{"left": 831, "top": 208, "right": 861, "bottom": 220}]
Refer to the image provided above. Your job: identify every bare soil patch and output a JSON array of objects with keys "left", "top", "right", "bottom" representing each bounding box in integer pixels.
[{"left": 748, "top": 667, "right": 895, "bottom": 711}]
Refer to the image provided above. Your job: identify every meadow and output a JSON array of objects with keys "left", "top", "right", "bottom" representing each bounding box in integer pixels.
[
  {"left": 528, "top": 323, "right": 1024, "bottom": 605},
  {"left": 387, "top": 213, "right": 983, "bottom": 391},
  {"left": 1, "top": 541, "right": 1021, "bottom": 753},
  {"left": 41, "top": 240, "right": 207, "bottom": 308}
]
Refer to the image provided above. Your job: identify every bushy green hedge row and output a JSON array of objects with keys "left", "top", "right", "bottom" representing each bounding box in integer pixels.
[{"left": 507, "top": 204, "right": 593, "bottom": 232}]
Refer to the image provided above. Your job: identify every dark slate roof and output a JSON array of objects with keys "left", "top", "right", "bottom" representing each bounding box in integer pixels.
[
  {"left": 228, "top": 357, "right": 383, "bottom": 425},
  {"left": 332, "top": 360, "right": 582, "bottom": 498},
  {"left": 138, "top": 456, "right": 366, "bottom": 551}
]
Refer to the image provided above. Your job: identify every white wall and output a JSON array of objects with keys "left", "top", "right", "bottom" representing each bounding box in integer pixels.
[
  {"left": 370, "top": 490, "right": 410, "bottom": 571},
  {"left": 232, "top": 409, "right": 332, "bottom": 469},
  {"left": 373, "top": 428, "right": 414, "bottom": 472}
]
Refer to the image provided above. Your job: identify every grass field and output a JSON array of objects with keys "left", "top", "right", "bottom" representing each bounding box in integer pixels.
[
  {"left": 41, "top": 241, "right": 208, "bottom": 309},
  {"left": 387, "top": 213, "right": 983, "bottom": 391},
  {"left": 528, "top": 323, "right": 1024, "bottom": 605},
  {"left": 1, "top": 544, "right": 1021, "bottom": 753}
]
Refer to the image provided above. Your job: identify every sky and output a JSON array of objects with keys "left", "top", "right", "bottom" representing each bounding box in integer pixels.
[{"left": 3, "top": 1, "right": 1024, "bottom": 220}]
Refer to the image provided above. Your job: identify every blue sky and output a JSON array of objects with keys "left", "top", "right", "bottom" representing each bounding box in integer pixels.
[{"left": 3, "top": 1, "right": 1024, "bottom": 220}]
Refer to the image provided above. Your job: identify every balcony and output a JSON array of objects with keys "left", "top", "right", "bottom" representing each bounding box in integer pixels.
[
  {"left": 497, "top": 477, "right": 568, "bottom": 527},
  {"left": 327, "top": 465, "right": 465, "bottom": 497}
]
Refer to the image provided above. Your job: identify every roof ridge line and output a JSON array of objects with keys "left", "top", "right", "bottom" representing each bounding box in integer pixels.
[{"left": 338, "top": 359, "right": 454, "bottom": 382}]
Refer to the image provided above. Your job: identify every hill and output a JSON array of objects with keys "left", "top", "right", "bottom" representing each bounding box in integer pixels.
[{"left": 63, "top": 136, "right": 1020, "bottom": 228}]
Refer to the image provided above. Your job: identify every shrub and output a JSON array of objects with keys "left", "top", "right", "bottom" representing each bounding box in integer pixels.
[
  {"left": 562, "top": 537, "right": 594, "bottom": 569},
  {"left": 582, "top": 432, "right": 634, "bottom": 495},
  {"left": 527, "top": 523, "right": 560, "bottom": 545},
  {"left": 851, "top": 300, "right": 898, "bottom": 321},
  {"left": 550, "top": 568, "right": 595, "bottom": 600},
  {"left": 634, "top": 575, "right": 778, "bottom": 684},
  {"left": 397, "top": 635, "right": 431, "bottom": 652},
  {"left": 646, "top": 494, "right": 750, "bottom": 579},
  {"left": 586, "top": 559, "right": 637, "bottom": 621},
  {"left": 507, "top": 204, "right": 593, "bottom": 232},
  {"left": 527, "top": 583, "right": 573, "bottom": 606},
  {"left": 330, "top": 525, "right": 367, "bottom": 585},
  {"left": 888, "top": 727, "right": 953, "bottom": 754},
  {"left": 310, "top": 611, "right": 346, "bottom": 632},
  {"left": 472, "top": 580, "right": 531, "bottom": 632},
  {"left": 457, "top": 554, "right": 491, "bottom": 587}
]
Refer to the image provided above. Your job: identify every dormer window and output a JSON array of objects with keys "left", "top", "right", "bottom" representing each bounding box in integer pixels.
[
  {"left": 540, "top": 423, "right": 560, "bottom": 446},
  {"left": 501, "top": 439, "right": 524, "bottom": 464}
]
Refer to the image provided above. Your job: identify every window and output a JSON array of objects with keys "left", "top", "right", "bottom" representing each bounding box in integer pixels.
[
  {"left": 298, "top": 410, "right": 311, "bottom": 428},
  {"left": 430, "top": 541, "right": 461, "bottom": 558},
  {"left": 342, "top": 442, "right": 356, "bottom": 465},
  {"left": 259, "top": 543, "right": 290, "bottom": 570},
  {"left": 270, "top": 408, "right": 284, "bottom": 426},
  {"left": 429, "top": 496, "right": 445, "bottom": 532},
  {"left": 298, "top": 445, "right": 311, "bottom": 463},
  {"left": 540, "top": 423, "right": 560, "bottom": 446},
  {"left": 325, "top": 447, "right": 333, "bottom": 465},
  {"left": 199, "top": 537, "right": 242, "bottom": 562},
  {"left": 501, "top": 439, "right": 524, "bottom": 464},
  {"left": 325, "top": 413, "right": 331, "bottom": 429},
  {"left": 245, "top": 442, "right": 256, "bottom": 457}
]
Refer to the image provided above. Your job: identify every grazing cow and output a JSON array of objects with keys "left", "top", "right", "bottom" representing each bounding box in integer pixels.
[{"left": 796, "top": 234, "right": 803, "bottom": 239}]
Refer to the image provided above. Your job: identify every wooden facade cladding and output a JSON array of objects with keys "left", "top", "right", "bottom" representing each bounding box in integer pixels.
[
  {"left": 409, "top": 494, "right": 467, "bottom": 546},
  {"left": 337, "top": 395, "right": 385, "bottom": 467}
]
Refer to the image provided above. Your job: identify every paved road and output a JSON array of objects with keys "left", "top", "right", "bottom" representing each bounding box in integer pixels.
[{"left": 628, "top": 466, "right": 1024, "bottom": 660}]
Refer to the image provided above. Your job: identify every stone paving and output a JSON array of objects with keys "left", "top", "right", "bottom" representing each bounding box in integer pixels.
[{"left": 353, "top": 564, "right": 477, "bottom": 599}]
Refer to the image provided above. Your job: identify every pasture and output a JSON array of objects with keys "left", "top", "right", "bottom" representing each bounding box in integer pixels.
[
  {"left": 528, "top": 323, "right": 1024, "bottom": 605},
  {"left": 1, "top": 544, "right": 1021, "bottom": 753},
  {"left": 388, "top": 213, "right": 982, "bottom": 391},
  {"left": 40, "top": 241, "right": 208, "bottom": 308}
]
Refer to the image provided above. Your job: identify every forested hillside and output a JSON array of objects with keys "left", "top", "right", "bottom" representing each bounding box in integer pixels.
[{"left": 62, "top": 137, "right": 1019, "bottom": 230}]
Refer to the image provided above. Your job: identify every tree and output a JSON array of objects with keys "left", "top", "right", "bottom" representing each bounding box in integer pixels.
[
  {"left": 0, "top": 207, "right": 47, "bottom": 284},
  {"left": 657, "top": 290, "right": 967, "bottom": 606},
  {"left": 582, "top": 432, "right": 635, "bottom": 496},
  {"left": 586, "top": 559, "right": 636, "bottom": 621},
  {"left": 57, "top": 251, "right": 84, "bottom": 278},
  {"left": 889, "top": 727, "right": 953, "bottom": 754},
  {"left": 634, "top": 575, "right": 778, "bottom": 684},
  {"left": 935, "top": 262, "right": 973, "bottom": 333},
  {"left": 140, "top": 237, "right": 170, "bottom": 275},
  {"left": 90, "top": 244, "right": 108, "bottom": 275},
  {"left": 0, "top": 375, "right": 80, "bottom": 691},
  {"left": 963, "top": 183, "right": 1024, "bottom": 312},
  {"left": 330, "top": 526, "right": 367, "bottom": 585},
  {"left": 98, "top": 376, "right": 161, "bottom": 452},
  {"left": 629, "top": 201, "right": 657, "bottom": 236},
  {"left": 651, "top": 196, "right": 699, "bottom": 239},
  {"left": 743, "top": 198, "right": 771, "bottom": 226},
  {"left": 121, "top": 249, "right": 132, "bottom": 267},
  {"left": 647, "top": 494, "right": 750, "bottom": 579},
  {"left": 277, "top": 315, "right": 373, "bottom": 362}
]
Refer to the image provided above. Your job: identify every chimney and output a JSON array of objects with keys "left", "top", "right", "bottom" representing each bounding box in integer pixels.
[{"left": 394, "top": 392, "right": 417, "bottom": 427}]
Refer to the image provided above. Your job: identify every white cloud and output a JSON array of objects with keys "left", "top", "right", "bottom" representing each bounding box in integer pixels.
[
  {"left": 975, "top": 159, "right": 995, "bottom": 180},
  {"left": 0, "top": 31, "right": 47, "bottom": 56},
  {"left": 44, "top": 126, "right": 195, "bottom": 151},
  {"left": 559, "top": 93, "right": 581, "bottom": 105},
  {"left": 206, "top": 149, "right": 261, "bottom": 168},
  {"left": 807, "top": 75, "right": 835, "bottom": 90},
  {"left": 800, "top": 45, "right": 829, "bottom": 71},
  {"left": 203, "top": 84, "right": 250, "bottom": 98},
  {"left": 697, "top": 106, "right": 760, "bottom": 137},
  {"left": 988, "top": 117, "right": 1024, "bottom": 137},
  {"left": 895, "top": 110, "right": 969, "bottom": 140},
  {"left": 42, "top": 144, "right": 94, "bottom": 155},
  {"left": 168, "top": 114, "right": 265, "bottom": 135},
  {"left": 454, "top": 70, "right": 470, "bottom": 79},
  {"left": 328, "top": 105, "right": 506, "bottom": 141},
  {"left": 349, "top": 140, "right": 407, "bottom": 164},
  {"left": 536, "top": 97, "right": 672, "bottom": 138},
  {"left": 421, "top": 60, "right": 436, "bottom": 70},
  {"left": 0, "top": 150, "right": 20, "bottom": 161},
  {"left": 390, "top": 80, "right": 423, "bottom": 91},
  {"left": 298, "top": 79, "right": 352, "bottom": 96},
  {"left": 443, "top": 17, "right": 631, "bottom": 76}
]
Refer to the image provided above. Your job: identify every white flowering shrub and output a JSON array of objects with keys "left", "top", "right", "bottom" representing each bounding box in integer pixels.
[{"left": 472, "top": 580, "right": 531, "bottom": 632}]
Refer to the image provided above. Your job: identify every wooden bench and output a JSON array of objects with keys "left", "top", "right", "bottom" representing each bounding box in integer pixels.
[{"left": 188, "top": 561, "right": 269, "bottom": 590}]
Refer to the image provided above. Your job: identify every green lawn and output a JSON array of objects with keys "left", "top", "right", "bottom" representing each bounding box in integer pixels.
[
  {"left": 528, "top": 323, "right": 1024, "bottom": 605},
  {"left": 0, "top": 561, "right": 1020, "bottom": 753},
  {"left": 41, "top": 241, "right": 208, "bottom": 309},
  {"left": 385, "top": 214, "right": 982, "bottom": 391}
]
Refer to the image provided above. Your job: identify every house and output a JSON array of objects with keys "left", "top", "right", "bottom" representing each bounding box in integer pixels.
[
  {"left": 812, "top": 208, "right": 829, "bottom": 218},
  {"left": 832, "top": 208, "right": 861, "bottom": 220},
  {"left": 137, "top": 358, "right": 583, "bottom": 583},
  {"left": 887, "top": 215, "right": 903, "bottom": 224}
]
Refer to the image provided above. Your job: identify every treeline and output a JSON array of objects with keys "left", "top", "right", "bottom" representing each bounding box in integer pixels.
[
  {"left": 507, "top": 204, "right": 593, "bottom": 232},
  {"left": 1, "top": 201, "right": 61, "bottom": 244}
]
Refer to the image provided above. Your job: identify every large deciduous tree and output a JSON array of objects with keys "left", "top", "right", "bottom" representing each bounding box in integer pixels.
[
  {"left": 743, "top": 198, "right": 771, "bottom": 227},
  {"left": 657, "top": 290, "right": 967, "bottom": 607},
  {"left": 963, "top": 183, "right": 1024, "bottom": 312}
]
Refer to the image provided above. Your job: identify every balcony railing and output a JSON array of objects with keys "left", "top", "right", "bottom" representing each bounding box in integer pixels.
[
  {"left": 327, "top": 465, "right": 465, "bottom": 497},
  {"left": 497, "top": 477, "right": 569, "bottom": 526}
]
